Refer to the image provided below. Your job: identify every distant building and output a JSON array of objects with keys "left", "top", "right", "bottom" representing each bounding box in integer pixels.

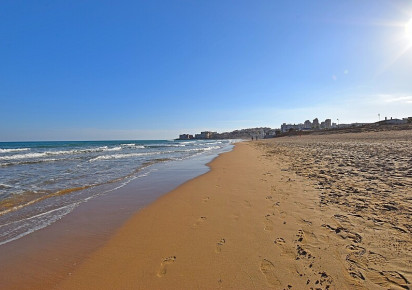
[
  {"left": 304, "top": 120, "right": 312, "bottom": 129},
  {"left": 380, "top": 118, "right": 407, "bottom": 125},
  {"left": 252, "top": 128, "right": 265, "bottom": 139},
  {"left": 312, "top": 118, "right": 319, "bottom": 129},
  {"left": 281, "top": 123, "right": 290, "bottom": 133},
  {"left": 179, "top": 134, "right": 194, "bottom": 140},
  {"left": 281, "top": 123, "right": 304, "bottom": 132},
  {"left": 265, "top": 129, "right": 279, "bottom": 138},
  {"left": 336, "top": 123, "right": 351, "bottom": 128},
  {"left": 350, "top": 123, "right": 369, "bottom": 127},
  {"left": 320, "top": 121, "right": 326, "bottom": 129},
  {"left": 281, "top": 123, "right": 292, "bottom": 132},
  {"left": 279, "top": 118, "right": 336, "bottom": 131},
  {"left": 194, "top": 131, "right": 217, "bottom": 139}
]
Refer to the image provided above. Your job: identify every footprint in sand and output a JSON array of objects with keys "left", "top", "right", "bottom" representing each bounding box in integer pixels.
[
  {"left": 202, "top": 197, "right": 210, "bottom": 203},
  {"left": 216, "top": 238, "right": 226, "bottom": 253},
  {"left": 272, "top": 201, "right": 280, "bottom": 207},
  {"left": 260, "top": 259, "right": 282, "bottom": 287},
  {"left": 274, "top": 208, "right": 287, "bottom": 218},
  {"left": 274, "top": 238, "right": 295, "bottom": 258},
  {"left": 192, "top": 216, "right": 207, "bottom": 228},
  {"left": 264, "top": 214, "right": 274, "bottom": 231},
  {"left": 157, "top": 256, "right": 176, "bottom": 277}
]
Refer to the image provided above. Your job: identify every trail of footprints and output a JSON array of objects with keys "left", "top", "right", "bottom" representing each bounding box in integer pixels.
[
  {"left": 159, "top": 179, "right": 407, "bottom": 288},
  {"left": 262, "top": 181, "right": 333, "bottom": 289},
  {"left": 271, "top": 229, "right": 333, "bottom": 289},
  {"left": 261, "top": 188, "right": 409, "bottom": 289},
  {"left": 158, "top": 193, "right": 228, "bottom": 279}
]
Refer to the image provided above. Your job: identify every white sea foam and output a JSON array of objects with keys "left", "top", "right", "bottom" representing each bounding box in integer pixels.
[
  {"left": 0, "top": 144, "right": 224, "bottom": 162},
  {"left": 89, "top": 152, "right": 158, "bottom": 162},
  {"left": 168, "top": 144, "right": 186, "bottom": 147},
  {"left": 120, "top": 144, "right": 145, "bottom": 149},
  {"left": 0, "top": 146, "right": 126, "bottom": 160},
  {"left": 0, "top": 148, "right": 30, "bottom": 153},
  {"left": 178, "top": 146, "right": 220, "bottom": 153},
  {"left": 105, "top": 146, "right": 122, "bottom": 151},
  {"left": 148, "top": 144, "right": 186, "bottom": 147},
  {"left": 0, "top": 152, "right": 49, "bottom": 160},
  {"left": 0, "top": 183, "right": 12, "bottom": 189},
  {"left": 203, "top": 145, "right": 221, "bottom": 151},
  {"left": 0, "top": 203, "right": 78, "bottom": 246}
]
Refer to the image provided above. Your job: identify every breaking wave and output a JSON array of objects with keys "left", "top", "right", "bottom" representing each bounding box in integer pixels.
[{"left": 0, "top": 148, "right": 30, "bottom": 153}]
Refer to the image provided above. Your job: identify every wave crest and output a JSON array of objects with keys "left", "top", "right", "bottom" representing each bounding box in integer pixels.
[{"left": 0, "top": 148, "right": 30, "bottom": 153}]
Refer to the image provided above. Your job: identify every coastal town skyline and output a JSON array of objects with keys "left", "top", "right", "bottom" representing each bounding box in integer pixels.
[
  {"left": 1, "top": 1, "right": 412, "bottom": 141},
  {"left": 177, "top": 115, "right": 411, "bottom": 140}
]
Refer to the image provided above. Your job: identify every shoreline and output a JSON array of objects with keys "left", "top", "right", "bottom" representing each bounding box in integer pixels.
[
  {"left": 0, "top": 146, "right": 233, "bottom": 289},
  {"left": 57, "top": 141, "right": 341, "bottom": 289},
  {"left": 0, "top": 139, "right": 234, "bottom": 247}
]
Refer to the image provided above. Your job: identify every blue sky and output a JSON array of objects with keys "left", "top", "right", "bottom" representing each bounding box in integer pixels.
[{"left": 1, "top": 0, "right": 412, "bottom": 141}]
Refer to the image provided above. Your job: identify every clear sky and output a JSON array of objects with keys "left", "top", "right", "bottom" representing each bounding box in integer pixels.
[{"left": 1, "top": 0, "right": 412, "bottom": 141}]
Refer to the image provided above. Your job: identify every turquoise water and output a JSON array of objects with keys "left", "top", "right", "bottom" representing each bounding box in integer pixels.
[{"left": 0, "top": 139, "right": 235, "bottom": 245}]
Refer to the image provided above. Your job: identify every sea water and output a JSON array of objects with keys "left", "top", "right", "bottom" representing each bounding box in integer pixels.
[{"left": 0, "top": 139, "right": 235, "bottom": 245}]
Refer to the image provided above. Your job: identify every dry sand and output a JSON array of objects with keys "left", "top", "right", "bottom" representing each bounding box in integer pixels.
[{"left": 58, "top": 130, "right": 411, "bottom": 289}]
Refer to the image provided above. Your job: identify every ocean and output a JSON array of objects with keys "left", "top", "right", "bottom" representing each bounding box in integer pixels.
[{"left": 0, "top": 139, "right": 235, "bottom": 246}]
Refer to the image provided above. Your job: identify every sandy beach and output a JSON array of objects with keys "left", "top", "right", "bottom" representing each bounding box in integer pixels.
[
  {"left": 54, "top": 130, "right": 411, "bottom": 289},
  {"left": 2, "top": 1, "right": 411, "bottom": 289}
]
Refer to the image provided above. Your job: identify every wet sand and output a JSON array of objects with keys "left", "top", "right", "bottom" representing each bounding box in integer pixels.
[
  {"left": 58, "top": 130, "right": 411, "bottom": 289},
  {"left": 0, "top": 157, "right": 215, "bottom": 289}
]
